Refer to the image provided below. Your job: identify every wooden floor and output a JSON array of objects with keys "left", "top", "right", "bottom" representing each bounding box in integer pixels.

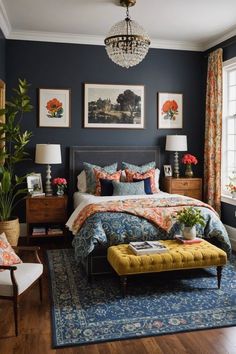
[{"left": 0, "top": 238, "right": 236, "bottom": 354}]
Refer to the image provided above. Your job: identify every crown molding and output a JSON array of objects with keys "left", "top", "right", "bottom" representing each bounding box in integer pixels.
[
  {"left": 8, "top": 29, "right": 204, "bottom": 51},
  {"left": 0, "top": 0, "right": 11, "bottom": 37},
  {"left": 202, "top": 26, "right": 236, "bottom": 51}
]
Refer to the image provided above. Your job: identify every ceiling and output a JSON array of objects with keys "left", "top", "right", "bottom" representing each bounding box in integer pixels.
[{"left": 1, "top": 0, "right": 236, "bottom": 51}]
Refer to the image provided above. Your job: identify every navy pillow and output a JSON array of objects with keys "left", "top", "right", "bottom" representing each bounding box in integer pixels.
[
  {"left": 100, "top": 178, "right": 114, "bottom": 196},
  {"left": 133, "top": 177, "right": 153, "bottom": 195}
]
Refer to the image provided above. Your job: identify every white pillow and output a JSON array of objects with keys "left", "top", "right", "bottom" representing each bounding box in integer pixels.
[
  {"left": 77, "top": 170, "right": 87, "bottom": 192},
  {"left": 155, "top": 168, "right": 160, "bottom": 191}
]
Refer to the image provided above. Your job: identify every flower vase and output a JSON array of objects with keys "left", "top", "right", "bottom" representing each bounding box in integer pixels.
[
  {"left": 56, "top": 185, "right": 64, "bottom": 196},
  {"left": 185, "top": 164, "right": 193, "bottom": 178},
  {"left": 183, "top": 225, "right": 196, "bottom": 240}
]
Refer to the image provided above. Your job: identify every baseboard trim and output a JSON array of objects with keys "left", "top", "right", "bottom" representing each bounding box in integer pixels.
[{"left": 224, "top": 224, "right": 236, "bottom": 251}]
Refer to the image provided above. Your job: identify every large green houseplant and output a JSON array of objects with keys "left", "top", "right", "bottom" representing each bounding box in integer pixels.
[{"left": 0, "top": 79, "right": 33, "bottom": 244}]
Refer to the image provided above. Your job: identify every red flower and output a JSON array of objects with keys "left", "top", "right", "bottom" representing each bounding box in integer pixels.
[
  {"left": 52, "top": 177, "right": 67, "bottom": 186},
  {"left": 182, "top": 154, "right": 198, "bottom": 165},
  {"left": 46, "top": 98, "right": 62, "bottom": 113},
  {"left": 162, "top": 100, "right": 178, "bottom": 113}
]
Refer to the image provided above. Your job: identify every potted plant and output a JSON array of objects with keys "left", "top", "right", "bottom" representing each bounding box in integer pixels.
[
  {"left": 175, "top": 207, "right": 205, "bottom": 240},
  {"left": 0, "top": 79, "right": 33, "bottom": 245}
]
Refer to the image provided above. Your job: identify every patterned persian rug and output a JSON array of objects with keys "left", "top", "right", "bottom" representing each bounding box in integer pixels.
[{"left": 47, "top": 249, "right": 236, "bottom": 348}]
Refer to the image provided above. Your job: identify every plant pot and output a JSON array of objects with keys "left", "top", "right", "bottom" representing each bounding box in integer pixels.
[
  {"left": 183, "top": 225, "right": 196, "bottom": 240},
  {"left": 0, "top": 217, "right": 20, "bottom": 246}
]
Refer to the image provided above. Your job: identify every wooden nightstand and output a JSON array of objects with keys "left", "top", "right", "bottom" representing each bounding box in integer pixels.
[
  {"left": 162, "top": 177, "right": 202, "bottom": 200},
  {"left": 26, "top": 195, "right": 68, "bottom": 243}
]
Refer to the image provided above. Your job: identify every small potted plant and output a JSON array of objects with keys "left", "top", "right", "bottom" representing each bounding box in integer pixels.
[
  {"left": 175, "top": 207, "right": 205, "bottom": 240},
  {"left": 182, "top": 154, "right": 198, "bottom": 178}
]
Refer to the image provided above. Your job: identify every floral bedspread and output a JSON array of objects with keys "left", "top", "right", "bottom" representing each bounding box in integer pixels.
[{"left": 71, "top": 196, "right": 231, "bottom": 262}]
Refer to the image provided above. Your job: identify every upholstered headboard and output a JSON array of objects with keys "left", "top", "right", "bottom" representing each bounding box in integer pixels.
[{"left": 69, "top": 146, "right": 160, "bottom": 197}]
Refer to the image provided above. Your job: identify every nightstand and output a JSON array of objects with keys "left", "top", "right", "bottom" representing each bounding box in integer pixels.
[
  {"left": 26, "top": 195, "right": 68, "bottom": 243},
  {"left": 162, "top": 177, "right": 202, "bottom": 200}
]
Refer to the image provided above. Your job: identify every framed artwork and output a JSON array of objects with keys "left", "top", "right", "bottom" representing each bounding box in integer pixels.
[
  {"left": 84, "top": 83, "right": 145, "bottom": 129},
  {"left": 27, "top": 173, "right": 43, "bottom": 194},
  {"left": 39, "top": 88, "right": 71, "bottom": 128},
  {"left": 164, "top": 165, "right": 172, "bottom": 177},
  {"left": 158, "top": 92, "right": 183, "bottom": 129}
]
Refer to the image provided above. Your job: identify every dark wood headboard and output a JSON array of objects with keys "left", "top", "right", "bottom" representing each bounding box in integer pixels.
[{"left": 69, "top": 146, "right": 160, "bottom": 197}]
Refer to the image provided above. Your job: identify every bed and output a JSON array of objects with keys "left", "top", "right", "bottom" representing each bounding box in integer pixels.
[{"left": 67, "top": 146, "right": 231, "bottom": 278}]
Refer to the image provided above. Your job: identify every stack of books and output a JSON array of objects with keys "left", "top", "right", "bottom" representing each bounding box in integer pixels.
[
  {"left": 47, "top": 227, "right": 64, "bottom": 236},
  {"left": 32, "top": 227, "right": 46, "bottom": 236},
  {"left": 174, "top": 235, "right": 203, "bottom": 244},
  {"left": 128, "top": 241, "right": 169, "bottom": 255}
]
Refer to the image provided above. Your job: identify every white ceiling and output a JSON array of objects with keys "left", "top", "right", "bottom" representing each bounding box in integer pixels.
[{"left": 1, "top": 0, "right": 236, "bottom": 51}]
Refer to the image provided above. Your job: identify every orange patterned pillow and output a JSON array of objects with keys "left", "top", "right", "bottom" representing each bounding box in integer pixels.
[
  {"left": 94, "top": 169, "right": 122, "bottom": 196},
  {"left": 125, "top": 168, "right": 158, "bottom": 193},
  {"left": 0, "top": 233, "right": 22, "bottom": 269}
]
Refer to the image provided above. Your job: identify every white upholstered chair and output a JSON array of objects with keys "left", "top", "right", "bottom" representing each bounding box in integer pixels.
[{"left": 0, "top": 246, "right": 43, "bottom": 336}]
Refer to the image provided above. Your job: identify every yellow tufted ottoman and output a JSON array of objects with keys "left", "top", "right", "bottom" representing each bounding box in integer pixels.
[{"left": 107, "top": 240, "right": 227, "bottom": 297}]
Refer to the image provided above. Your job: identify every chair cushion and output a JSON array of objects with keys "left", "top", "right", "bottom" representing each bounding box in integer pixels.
[
  {"left": 0, "top": 233, "right": 22, "bottom": 269},
  {"left": 0, "top": 263, "right": 43, "bottom": 296}
]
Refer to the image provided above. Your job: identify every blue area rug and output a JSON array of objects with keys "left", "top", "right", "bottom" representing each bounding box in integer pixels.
[{"left": 47, "top": 249, "right": 236, "bottom": 348}]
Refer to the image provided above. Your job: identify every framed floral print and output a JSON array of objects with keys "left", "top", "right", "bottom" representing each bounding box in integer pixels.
[
  {"left": 84, "top": 83, "right": 145, "bottom": 129},
  {"left": 39, "top": 88, "right": 71, "bottom": 128},
  {"left": 158, "top": 92, "right": 183, "bottom": 129}
]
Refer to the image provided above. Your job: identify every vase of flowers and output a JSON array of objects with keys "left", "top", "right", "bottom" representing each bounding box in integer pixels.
[
  {"left": 175, "top": 207, "right": 205, "bottom": 240},
  {"left": 182, "top": 154, "right": 198, "bottom": 178},
  {"left": 226, "top": 182, "right": 236, "bottom": 198},
  {"left": 52, "top": 178, "right": 67, "bottom": 196}
]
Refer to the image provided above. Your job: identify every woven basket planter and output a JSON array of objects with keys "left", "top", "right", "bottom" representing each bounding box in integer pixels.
[{"left": 0, "top": 217, "right": 20, "bottom": 246}]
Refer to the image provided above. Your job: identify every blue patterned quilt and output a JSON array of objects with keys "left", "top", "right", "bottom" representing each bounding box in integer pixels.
[{"left": 72, "top": 206, "right": 231, "bottom": 262}]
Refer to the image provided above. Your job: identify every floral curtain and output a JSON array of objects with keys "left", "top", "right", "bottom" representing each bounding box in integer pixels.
[{"left": 204, "top": 48, "right": 223, "bottom": 214}]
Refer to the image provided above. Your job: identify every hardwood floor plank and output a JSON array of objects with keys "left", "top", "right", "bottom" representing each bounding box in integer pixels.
[{"left": 0, "top": 239, "right": 235, "bottom": 354}]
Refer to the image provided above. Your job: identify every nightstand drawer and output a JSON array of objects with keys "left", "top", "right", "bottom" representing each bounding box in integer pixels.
[
  {"left": 27, "top": 210, "right": 66, "bottom": 223},
  {"left": 171, "top": 179, "right": 201, "bottom": 190},
  {"left": 27, "top": 197, "right": 65, "bottom": 210}
]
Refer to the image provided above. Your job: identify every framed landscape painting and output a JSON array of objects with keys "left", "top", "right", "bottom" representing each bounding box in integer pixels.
[
  {"left": 84, "top": 83, "right": 145, "bottom": 129},
  {"left": 158, "top": 92, "right": 183, "bottom": 129},
  {"left": 39, "top": 88, "right": 71, "bottom": 128}
]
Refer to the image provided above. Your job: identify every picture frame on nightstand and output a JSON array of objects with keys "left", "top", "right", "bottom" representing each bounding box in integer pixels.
[
  {"left": 164, "top": 165, "right": 172, "bottom": 177},
  {"left": 27, "top": 173, "right": 44, "bottom": 196}
]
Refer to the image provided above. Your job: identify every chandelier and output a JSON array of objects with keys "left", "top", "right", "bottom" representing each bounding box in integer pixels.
[{"left": 104, "top": 0, "right": 151, "bottom": 69}]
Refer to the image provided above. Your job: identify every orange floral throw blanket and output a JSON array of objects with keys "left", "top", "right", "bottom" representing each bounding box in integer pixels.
[{"left": 71, "top": 197, "right": 215, "bottom": 235}]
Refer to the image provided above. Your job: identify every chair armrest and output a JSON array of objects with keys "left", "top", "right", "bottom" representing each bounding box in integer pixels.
[
  {"left": 12, "top": 246, "right": 42, "bottom": 264},
  {"left": 0, "top": 265, "right": 17, "bottom": 271}
]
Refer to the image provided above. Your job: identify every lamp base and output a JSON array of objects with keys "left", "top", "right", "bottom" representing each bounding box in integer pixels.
[
  {"left": 45, "top": 164, "right": 53, "bottom": 196},
  {"left": 173, "top": 151, "right": 180, "bottom": 178}
]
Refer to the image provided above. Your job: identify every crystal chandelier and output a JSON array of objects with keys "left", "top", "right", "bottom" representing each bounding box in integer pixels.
[{"left": 104, "top": 0, "right": 151, "bottom": 69}]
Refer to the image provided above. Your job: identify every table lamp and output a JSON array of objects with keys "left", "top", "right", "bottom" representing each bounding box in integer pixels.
[
  {"left": 165, "top": 135, "right": 187, "bottom": 178},
  {"left": 35, "top": 144, "right": 62, "bottom": 196}
]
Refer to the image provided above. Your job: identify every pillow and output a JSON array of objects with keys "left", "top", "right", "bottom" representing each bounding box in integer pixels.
[
  {"left": 154, "top": 168, "right": 160, "bottom": 190},
  {"left": 83, "top": 162, "right": 118, "bottom": 194},
  {"left": 112, "top": 180, "right": 146, "bottom": 196},
  {"left": 0, "top": 233, "right": 22, "bottom": 269},
  {"left": 77, "top": 170, "right": 87, "bottom": 192},
  {"left": 94, "top": 169, "right": 122, "bottom": 196},
  {"left": 122, "top": 161, "right": 156, "bottom": 173},
  {"left": 125, "top": 168, "right": 158, "bottom": 193},
  {"left": 100, "top": 178, "right": 114, "bottom": 196},
  {"left": 133, "top": 177, "right": 152, "bottom": 194}
]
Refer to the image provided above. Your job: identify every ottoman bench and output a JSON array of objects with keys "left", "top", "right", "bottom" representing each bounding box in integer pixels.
[{"left": 107, "top": 240, "right": 227, "bottom": 297}]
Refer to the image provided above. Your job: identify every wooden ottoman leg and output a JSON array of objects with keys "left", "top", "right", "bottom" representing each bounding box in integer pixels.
[
  {"left": 217, "top": 266, "right": 223, "bottom": 289},
  {"left": 120, "top": 276, "right": 127, "bottom": 297}
]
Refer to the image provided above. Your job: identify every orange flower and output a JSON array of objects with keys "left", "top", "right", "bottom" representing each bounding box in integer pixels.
[
  {"left": 162, "top": 100, "right": 172, "bottom": 113},
  {"left": 46, "top": 98, "right": 62, "bottom": 113}
]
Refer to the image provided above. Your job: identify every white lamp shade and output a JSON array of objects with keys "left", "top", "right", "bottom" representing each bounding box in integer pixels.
[
  {"left": 35, "top": 144, "right": 62, "bottom": 164},
  {"left": 165, "top": 135, "right": 187, "bottom": 152}
]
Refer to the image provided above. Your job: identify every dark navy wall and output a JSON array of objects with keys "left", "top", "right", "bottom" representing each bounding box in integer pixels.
[
  {"left": 6, "top": 40, "right": 205, "bottom": 221},
  {"left": 0, "top": 28, "right": 5, "bottom": 81}
]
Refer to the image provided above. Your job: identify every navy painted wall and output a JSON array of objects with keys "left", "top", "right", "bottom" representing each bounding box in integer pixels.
[
  {"left": 0, "top": 29, "right": 5, "bottom": 81},
  {"left": 6, "top": 40, "right": 205, "bottom": 221}
]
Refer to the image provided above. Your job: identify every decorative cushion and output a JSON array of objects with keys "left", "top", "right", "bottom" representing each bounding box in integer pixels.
[
  {"left": 112, "top": 181, "right": 146, "bottom": 196},
  {"left": 0, "top": 263, "right": 43, "bottom": 296},
  {"left": 125, "top": 168, "right": 158, "bottom": 193},
  {"left": 133, "top": 177, "right": 152, "bottom": 194},
  {"left": 122, "top": 161, "right": 156, "bottom": 173},
  {"left": 94, "top": 169, "right": 121, "bottom": 196},
  {"left": 77, "top": 170, "right": 87, "bottom": 192},
  {"left": 83, "top": 162, "right": 118, "bottom": 194},
  {"left": 100, "top": 178, "right": 114, "bottom": 196},
  {"left": 0, "top": 233, "right": 22, "bottom": 270}
]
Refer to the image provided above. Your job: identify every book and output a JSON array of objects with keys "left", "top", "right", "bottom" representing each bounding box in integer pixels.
[
  {"left": 32, "top": 227, "right": 46, "bottom": 236},
  {"left": 128, "top": 241, "right": 169, "bottom": 255},
  {"left": 174, "top": 235, "right": 203, "bottom": 244},
  {"left": 47, "top": 228, "right": 63, "bottom": 235}
]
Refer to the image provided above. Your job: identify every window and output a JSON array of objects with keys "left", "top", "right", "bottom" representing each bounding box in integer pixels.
[{"left": 222, "top": 58, "right": 236, "bottom": 199}]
